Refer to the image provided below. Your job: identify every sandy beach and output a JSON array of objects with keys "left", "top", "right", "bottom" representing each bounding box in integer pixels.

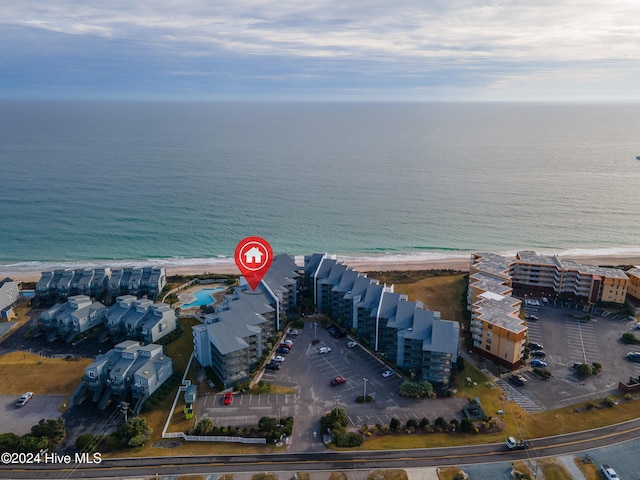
[{"left": 4, "top": 253, "right": 640, "bottom": 284}]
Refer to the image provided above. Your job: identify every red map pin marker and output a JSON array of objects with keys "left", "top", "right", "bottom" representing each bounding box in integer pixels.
[{"left": 234, "top": 236, "right": 274, "bottom": 291}]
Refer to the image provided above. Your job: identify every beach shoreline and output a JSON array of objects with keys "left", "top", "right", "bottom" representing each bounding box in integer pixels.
[{"left": 3, "top": 253, "right": 640, "bottom": 284}]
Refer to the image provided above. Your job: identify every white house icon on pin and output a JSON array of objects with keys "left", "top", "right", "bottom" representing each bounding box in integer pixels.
[{"left": 244, "top": 246, "right": 264, "bottom": 264}]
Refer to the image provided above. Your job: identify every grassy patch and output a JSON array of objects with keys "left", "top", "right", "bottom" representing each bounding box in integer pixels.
[
  {"left": 537, "top": 458, "right": 572, "bottom": 480},
  {"left": 0, "top": 351, "right": 91, "bottom": 395},
  {"left": 252, "top": 473, "right": 276, "bottom": 480},
  {"left": 367, "top": 469, "right": 408, "bottom": 480},
  {"left": 574, "top": 457, "right": 600, "bottom": 480},
  {"left": 328, "top": 473, "right": 349, "bottom": 480},
  {"left": 437, "top": 466, "right": 467, "bottom": 480},
  {"left": 375, "top": 273, "right": 467, "bottom": 324},
  {"left": 513, "top": 461, "right": 533, "bottom": 478}
]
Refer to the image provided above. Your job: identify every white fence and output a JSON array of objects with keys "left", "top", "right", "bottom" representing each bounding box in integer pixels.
[{"left": 162, "top": 431, "right": 266, "bottom": 444}]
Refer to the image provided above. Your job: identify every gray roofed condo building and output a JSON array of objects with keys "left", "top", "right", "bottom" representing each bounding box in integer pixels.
[
  {"left": 74, "top": 340, "right": 173, "bottom": 415},
  {"left": 192, "top": 254, "right": 301, "bottom": 387},
  {"left": 305, "top": 254, "right": 460, "bottom": 387}
]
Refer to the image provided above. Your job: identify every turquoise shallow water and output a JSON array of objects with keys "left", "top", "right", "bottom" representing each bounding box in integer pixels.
[{"left": 1, "top": 101, "right": 640, "bottom": 275}]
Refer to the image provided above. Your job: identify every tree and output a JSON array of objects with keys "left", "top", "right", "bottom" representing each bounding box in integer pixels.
[
  {"left": 434, "top": 417, "right": 448, "bottom": 432},
  {"left": 460, "top": 418, "right": 475, "bottom": 433},
  {"left": 575, "top": 363, "right": 592, "bottom": 376},
  {"left": 194, "top": 418, "right": 214, "bottom": 435},
  {"left": 115, "top": 417, "right": 152, "bottom": 448},
  {"left": 389, "top": 418, "right": 402, "bottom": 432},
  {"left": 399, "top": 380, "right": 434, "bottom": 398},
  {"left": 31, "top": 418, "right": 65, "bottom": 449}
]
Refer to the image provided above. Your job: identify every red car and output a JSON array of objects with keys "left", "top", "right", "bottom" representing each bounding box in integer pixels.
[
  {"left": 331, "top": 376, "right": 347, "bottom": 386},
  {"left": 223, "top": 392, "right": 233, "bottom": 405}
]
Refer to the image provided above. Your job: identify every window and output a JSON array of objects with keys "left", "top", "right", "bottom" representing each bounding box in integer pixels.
[{"left": 485, "top": 344, "right": 491, "bottom": 351}]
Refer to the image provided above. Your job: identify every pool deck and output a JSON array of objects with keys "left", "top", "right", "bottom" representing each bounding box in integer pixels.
[{"left": 177, "top": 283, "right": 228, "bottom": 309}]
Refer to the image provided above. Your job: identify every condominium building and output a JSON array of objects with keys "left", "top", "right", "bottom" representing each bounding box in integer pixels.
[
  {"left": 39, "top": 295, "right": 107, "bottom": 343},
  {"left": 510, "top": 251, "right": 628, "bottom": 304},
  {"left": 104, "top": 295, "right": 177, "bottom": 344},
  {"left": 192, "top": 254, "right": 301, "bottom": 387},
  {"left": 76, "top": 340, "right": 173, "bottom": 415},
  {"left": 626, "top": 267, "right": 640, "bottom": 301},
  {"left": 36, "top": 268, "right": 111, "bottom": 303},
  {"left": 305, "top": 254, "right": 459, "bottom": 386},
  {"left": 469, "top": 251, "right": 631, "bottom": 369}
]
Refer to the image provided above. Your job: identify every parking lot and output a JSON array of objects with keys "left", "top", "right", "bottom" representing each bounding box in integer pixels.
[
  {"left": 196, "top": 317, "right": 467, "bottom": 450},
  {"left": 500, "top": 300, "right": 640, "bottom": 411}
]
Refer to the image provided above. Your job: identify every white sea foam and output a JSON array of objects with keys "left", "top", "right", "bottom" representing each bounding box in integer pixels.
[{"left": 4, "top": 247, "right": 640, "bottom": 278}]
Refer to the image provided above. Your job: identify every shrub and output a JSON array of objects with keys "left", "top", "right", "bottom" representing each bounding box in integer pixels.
[
  {"left": 622, "top": 332, "right": 638, "bottom": 344},
  {"left": 406, "top": 418, "right": 418, "bottom": 430},
  {"left": 575, "top": 363, "right": 592, "bottom": 376},
  {"left": 460, "top": 418, "right": 475, "bottom": 433},
  {"left": 434, "top": 417, "right": 448, "bottom": 432},
  {"left": 75, "top": 433, "right": 97, "bottom": 452},
  {"left": 602, "top": 396, "right": 616, "bottom": 407},
  {"left": 399, "top": 380, "right": 434, "bottom": 398},
  {"left": 333, "top": 431, "right": 364, "bottom": 447},
  {"left": 389, "top": 418, "right": 402, "bottom": 432}
]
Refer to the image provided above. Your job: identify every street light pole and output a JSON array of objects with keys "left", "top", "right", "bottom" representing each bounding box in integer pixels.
[
  {"left": 363, "top": 377, "right": 368, "bottom": 400},
  {"left": 314, "top": 322, "right": 318, "bottom": 343}
]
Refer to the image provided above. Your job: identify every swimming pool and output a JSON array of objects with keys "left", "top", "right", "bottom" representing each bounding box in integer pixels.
[{"left": 181, "top": 287, "right": 224, "bottom": 308}]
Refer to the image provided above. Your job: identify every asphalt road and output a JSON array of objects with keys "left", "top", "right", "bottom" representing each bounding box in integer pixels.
[{"left": 2, "top": 416, "right": 639, "bottom": 478}]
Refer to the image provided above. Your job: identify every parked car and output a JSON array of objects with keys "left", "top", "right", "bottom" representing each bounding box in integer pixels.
[
  {"left": 318, "top": 347, "right": 332, "bottom": 354},
  {"left": 330, "top": 376, "right": 347, "bottom": 386},
  {"left": 347, "top": 341, "right": 357, "bottom": 348},
  {"left": 525, "top": 300, "right": 540, "bottom": 307},
  {"left": 531, "top": 350, "right": 546, "bottom": 358},
  {"left": 282, "top": 339, "right": 294, "bottom": 347},
  {"left": 276, "top": 347, "right": 290, "bottom": 354},
  {"left": 288, "top": 329, "right": 299, "bottom": 336},
  {"left": 279, "top": 344, "right": 291, "bottom": 350},
  {"left": 528, "top": 342, "right": 544, "bottom": 350},
  {"left": 223, "top": 392, "right": 233, "bottom": 405},
  {"left": 382, "top": 370, "right": 395, "bottom": 378},
  {"left": 531, "top": 359, "right": 547, "bottom": 368},
  {"left": 272, "top": 355, "right": 286, "bottom": 362},
  {"left": 16, "top": 391, "right": 33, "bottom": 407},
  {"left": 333, "top": 330, "right": 347, "bottom": 338},
  {"left": 626, "top": 352, "right": 640, "bottom": 362},
  {"left": 510, "top": 374, "right": 527, "bottom": 386},
  {"left": 266, "top": 362, "right": 280, "bottom": 370},
  {"left": 525, "top": 314, "right": 539, "bottom": 321}
]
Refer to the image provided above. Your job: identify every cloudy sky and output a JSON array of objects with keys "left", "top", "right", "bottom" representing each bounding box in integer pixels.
[{"left": 2, "top": 0, "right": 640, "bottom": 101}]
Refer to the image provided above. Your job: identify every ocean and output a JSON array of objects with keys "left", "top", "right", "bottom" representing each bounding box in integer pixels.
[{"left": 2, "top": 100, "right": 640, "bottom": 275}]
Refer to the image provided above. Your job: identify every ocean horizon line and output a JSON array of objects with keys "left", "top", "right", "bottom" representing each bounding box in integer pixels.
[{"left": 3, "top": 247, "right": 640, "bottom": 278}]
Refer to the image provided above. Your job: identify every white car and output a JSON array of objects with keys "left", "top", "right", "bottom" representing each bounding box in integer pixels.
[
  {"left": 16, "top": 391, "right": 33, "bottom": 407},
  {"left": 347, "top": 341, "right": 357, "bottom": 348},
  {"left": 283, "top": 339, "right": 294, "bottom": 347},
  {"left": 318, "top": 347, "right": 332, "bottom": 354},
  {"left": 288, "top": 329, "right": 299, "bottom": 336},
  {"left": 271, "top": 355, "right": 285, "bottom": 362},
  {"left": 382, "top": 370, "right": 395, "bottom": 378}
]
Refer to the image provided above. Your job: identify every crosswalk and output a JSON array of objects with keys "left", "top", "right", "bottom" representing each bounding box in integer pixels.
[{"left": 496, "top": 378, "right": 543, "bottom": 413}]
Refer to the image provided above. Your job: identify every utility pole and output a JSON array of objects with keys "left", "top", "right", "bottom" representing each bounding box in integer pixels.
[
  {"left": 119, "top": 401, "right": 130, "bottom": 422},
  {"left": 363, "top": 377, "right": 368, "bottom": 400}
]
